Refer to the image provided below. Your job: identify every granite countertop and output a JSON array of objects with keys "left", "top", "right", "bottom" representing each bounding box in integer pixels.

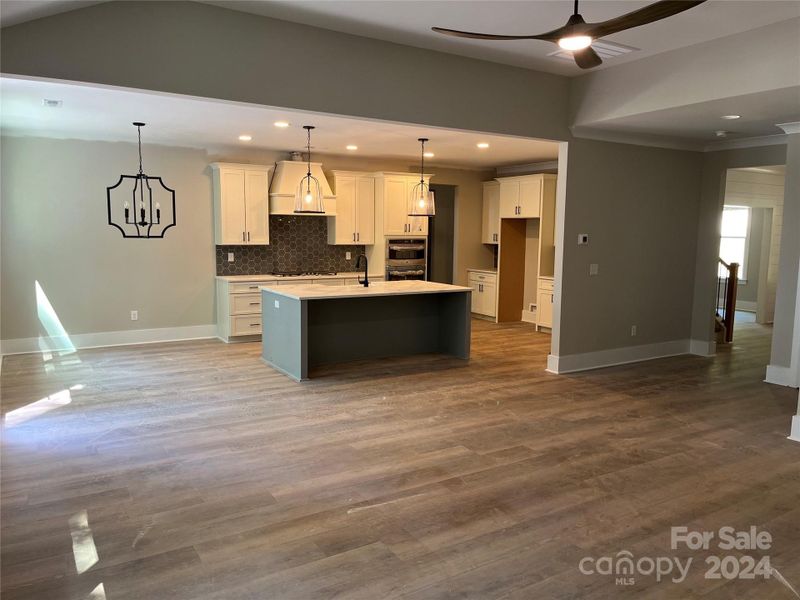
[
  {"left": 216, "top": 272, "right": 377, "bottom": 282},
  {"left": 260, "top": 280, "right": 472, "bottom": 300}
]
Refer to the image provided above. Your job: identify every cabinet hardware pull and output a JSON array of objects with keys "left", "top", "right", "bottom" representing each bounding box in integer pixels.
[
  {"left": 357, "top": 233, "right": 360, "bottom": 242},
  {"left": 249, "top": 302, "right": 259, "bottom": 305},
  {"left": 249, "top": 285, "right": 258, "bottom": 289},
  {"left": 250, "top": 323, "right": 260, "bottom": 327},
  {"left": 242, "top": 231, "right": 246, "bottom": 242},
  {"left": 247, "top": 231, "right": 250, "bottom": 242}
]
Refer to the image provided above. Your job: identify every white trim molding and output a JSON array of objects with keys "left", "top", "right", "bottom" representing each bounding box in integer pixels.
[
  {"left": 789, "top": 414, "right": 800, "bottom": 443},
  {"left": 546, "top": 339, "right": 708, "bottom": 374},
  {"left": 765, "top": 364, "right": 798, "bottom": 388},
  {"left": 776, "top": 122, "right": 800, "bottom": 135},
  {"left": 0, "top": 324, "right": 217, "bottom": 356}
]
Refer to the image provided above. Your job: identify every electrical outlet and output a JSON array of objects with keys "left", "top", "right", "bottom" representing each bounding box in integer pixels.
[
  {"left": 578, "top": 233, "right": 589, "bottom": 245},
  {"left": 345, "top": 251, "right": 351, "bottom": 260},
  {"left": 130, "top": 310, "right": 138, "bottom": 321},
  {"left": 274, "top": 300, "right": 280, "bottom": 309},
  {"left": 631, "top": 325, "right": 637, "bottom": 337},
  {"left": 589, "top": 263, "right": 599, "bottom": 276},
  {"left": 227, "top": 252, "right": 234, "bottom": 262}
]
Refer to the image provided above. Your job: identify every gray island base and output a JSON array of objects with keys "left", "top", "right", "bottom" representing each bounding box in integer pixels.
[{"left": 260, "top": 280, "right": 472, "bottom": 381}]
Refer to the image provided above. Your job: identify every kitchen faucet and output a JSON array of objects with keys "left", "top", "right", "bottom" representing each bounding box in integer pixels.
[{"left": 356, "top": 254, "right": 369, "bottom": 287}]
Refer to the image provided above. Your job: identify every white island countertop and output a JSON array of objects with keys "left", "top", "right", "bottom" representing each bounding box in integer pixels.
[{"left": 261, "top": 280, "right": 471, "bottom": 300}]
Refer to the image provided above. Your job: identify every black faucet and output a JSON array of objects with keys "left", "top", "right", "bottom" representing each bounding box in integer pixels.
[{"left": 356, "top": 254, "right": 369, "bottom": 287}]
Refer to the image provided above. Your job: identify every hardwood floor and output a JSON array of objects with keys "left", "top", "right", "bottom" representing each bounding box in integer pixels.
[{"left": 1, "top": 321, "right": 798, "bottom": 599}]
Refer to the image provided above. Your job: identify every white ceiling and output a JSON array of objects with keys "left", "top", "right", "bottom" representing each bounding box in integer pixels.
[
  {"left": 0, "top": 77, "right": 559, "bottom": 168},
  {"left": 2, "top": 1, "right": 798, "bottom": 76}
]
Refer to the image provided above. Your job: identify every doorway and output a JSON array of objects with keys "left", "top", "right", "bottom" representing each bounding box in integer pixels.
[{"left": 428, "top": 184, "right": 455, "bottom": 284}]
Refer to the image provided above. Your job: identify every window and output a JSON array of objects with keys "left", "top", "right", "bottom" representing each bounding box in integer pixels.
[{"left": 718, "top": 205, "right": 749, "bottom": 279}]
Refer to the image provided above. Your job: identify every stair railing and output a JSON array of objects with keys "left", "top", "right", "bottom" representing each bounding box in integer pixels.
[{"left": 716, "top": 259, "right": 739, "bottom": 343}]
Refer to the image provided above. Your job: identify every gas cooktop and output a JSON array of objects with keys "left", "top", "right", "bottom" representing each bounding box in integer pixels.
[{"left": 269, "top": 271, "right": 338, "bottom": 277}]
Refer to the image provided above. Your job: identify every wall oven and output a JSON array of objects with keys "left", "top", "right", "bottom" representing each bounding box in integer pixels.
[{"left": 386, "top": 238, "right": 427, "bottom": 281}]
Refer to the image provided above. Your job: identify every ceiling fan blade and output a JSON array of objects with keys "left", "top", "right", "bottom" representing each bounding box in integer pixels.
[
  {"left": 573, "top": 46, "right": 603, "bottom": 69},
  {"left": 431, "top": 26, "right": 546, "bottom": 41},
  {"left": 587, "top": 0, "right": 707, "bottom": 38}
]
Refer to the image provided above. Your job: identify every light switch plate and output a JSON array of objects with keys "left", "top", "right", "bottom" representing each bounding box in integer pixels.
[
  {"left": 130, "top": 310, "right": 138, "bottom": 321},
  {"left": 274, "top": 300, "right": 280, "bottom": 308},
  {"left": 578, "top": 234, "right": 589, "bottom": 245},
  {"left": 589, "top": 263, "right": 599, "bottom": 276},
  {"left": 227, "top": 252, "right": 234, "bottom": 262},
  {"left": 345, "top": 251, "right": 351, "bottom": 260}
]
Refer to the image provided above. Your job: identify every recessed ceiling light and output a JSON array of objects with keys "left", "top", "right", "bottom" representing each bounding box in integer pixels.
[
  {"left": 346, "top": 145, "right": 358, "bottom": 151},
  {"left": 42, "top": 99, "right": 62, "bottom": 108},
  {"left": 274, "top": 121, "right": 290, "bottom": 128},
  {"left": 477, "top": 142, "right": 490, "bottom": 149},
  {"left": 423, "top": 152, "right": 434, "bottom": 158},
  {"left": 721, "top": 115, "right": 741, "bottom": 120},
  {"left": 238, "top": 134, "right": 253, "bottom": 142}
]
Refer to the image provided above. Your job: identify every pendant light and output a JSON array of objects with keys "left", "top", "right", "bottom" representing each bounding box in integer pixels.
[
  {"left": 106, "top": 122, "right": 176, "bottom": 239},
  {"left": 294, "top": 125, "right": 325, "bottom": 214},
  {"left": 409, "top": 138, "right": 435, "bottom": 217}
]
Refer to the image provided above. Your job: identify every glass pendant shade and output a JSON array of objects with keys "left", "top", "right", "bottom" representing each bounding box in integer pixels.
[
  {"left": 295, "top": 173, "right": 325, "bottom": 214},
  {"left": 294, "top": 125, "right": 325, "bottom": 214},
  {"left": 409, "top": 181, "right": 435, "bottom": 216},
  {"left": 408, "top": 137, "right": 435, "bottom": 217}
]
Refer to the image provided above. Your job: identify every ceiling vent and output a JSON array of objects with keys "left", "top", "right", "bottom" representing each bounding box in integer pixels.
[
  {"left": 548, "top": 40, "right": 638, "bottom": 62},
  {"left": 42, "top": 99, "right": 62, "bottom": 108}
]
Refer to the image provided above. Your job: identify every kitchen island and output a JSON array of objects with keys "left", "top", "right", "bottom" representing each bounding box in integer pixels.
[{"left": 260, "top": 280, "right": 471, "bottom": 380}]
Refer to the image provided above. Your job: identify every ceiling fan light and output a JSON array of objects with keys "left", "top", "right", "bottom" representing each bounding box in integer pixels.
[{"left": 558, "top": 35, "right": 593, "bottom": 51}]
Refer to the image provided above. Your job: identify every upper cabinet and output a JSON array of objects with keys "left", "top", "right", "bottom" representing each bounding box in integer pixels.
[
  {"left": 211, "top": 163, "right": 271, "bottom": 245},
  {"left": 378, "top": 174, "right": 430, "bottom": 236},
  {"left": 481, "top": 181, "right": 500, "bottom": 244},
  {"left": 328, "top": 172, "right": 376, "bottom": 245},
  {"left": 498, "top": 174, "right": 556, "bottom": 219}
]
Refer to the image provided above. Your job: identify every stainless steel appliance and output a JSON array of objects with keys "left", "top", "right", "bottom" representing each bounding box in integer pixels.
[{"left": 386, "top": 238, "right": 427, "bottom": 281}]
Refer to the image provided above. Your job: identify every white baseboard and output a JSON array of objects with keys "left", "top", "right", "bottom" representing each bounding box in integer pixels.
[
  {"left": 0, "top": 324, "right": 217, "bottom": 356},
  {"left": 789, "top": 415, "right": 800, "bottom": 443},
  {"left": 689, "top": 339, "right": 717, "bottom": 357},
  {"left": 765, "top": 364, "right": 799, "bottom": 388},
  {"left": 546, "top": 339, "right": 700, "bottom": 374}
]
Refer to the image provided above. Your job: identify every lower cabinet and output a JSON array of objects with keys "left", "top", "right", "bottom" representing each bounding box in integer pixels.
[
  {"left": 536, "top": 277, "right": 554, "bottom": 330},
  {"left": 467, "top": 270, "right": 497, "bottom": 318}
]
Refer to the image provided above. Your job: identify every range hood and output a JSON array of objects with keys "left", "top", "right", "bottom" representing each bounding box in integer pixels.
[{"left": 269, "top": 159, "right": 336, "bottom": 216}]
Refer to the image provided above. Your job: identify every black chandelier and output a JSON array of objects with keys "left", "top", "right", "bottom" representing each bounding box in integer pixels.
[{"left": 107, "top": 122, "right": 176, "bottom": 239}]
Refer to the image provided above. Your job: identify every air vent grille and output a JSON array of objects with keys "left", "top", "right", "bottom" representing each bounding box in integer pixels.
[{"left": 548, "top": 40, "right": 639, "bottom": 61}]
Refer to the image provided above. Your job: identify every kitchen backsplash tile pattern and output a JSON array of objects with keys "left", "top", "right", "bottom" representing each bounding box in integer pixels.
[{"left": 216, "top": 215, "right": 364, "bottom": 275}]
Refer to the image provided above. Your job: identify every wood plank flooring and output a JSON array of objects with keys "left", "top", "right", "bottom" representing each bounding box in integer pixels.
[{"left": 1, "top": 320, "right": 798, "bottom": 599}]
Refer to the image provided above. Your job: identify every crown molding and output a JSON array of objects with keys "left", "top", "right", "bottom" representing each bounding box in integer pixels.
[
  {"left": 569, "top": 126, "right": 702, "bottom": 152},
  {"left": 497, "top": 161, "right": 559, "bottom": 176},
  {"left": 776, "top": 122, "right": 800, "bottom": 135},
  {"left": 703, "top": 133, "right": 788, "bottom": 152}
]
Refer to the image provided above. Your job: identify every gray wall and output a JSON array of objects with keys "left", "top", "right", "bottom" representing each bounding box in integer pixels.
[{"left": 1, "top": 0, "right": 712, "bottom": 359}]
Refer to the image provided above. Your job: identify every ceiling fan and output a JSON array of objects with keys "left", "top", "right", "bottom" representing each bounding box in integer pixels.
[{"left": 432, "top": 0, "right": 707, "bottom": 69}]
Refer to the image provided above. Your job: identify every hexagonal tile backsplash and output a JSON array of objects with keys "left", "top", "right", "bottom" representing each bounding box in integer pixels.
[{"left": 216, "top": 216, "right": 365, "bottom": 275}]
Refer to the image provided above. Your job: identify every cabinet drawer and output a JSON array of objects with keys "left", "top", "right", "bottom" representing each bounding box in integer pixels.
[
  {"left": 231, "top": 315, "right": 262, "bottom": 336},
  {"left": 538, "top": 278, "right": 554, "bottom": 292},
  {"left": 230, "top": 281, "right": 270, "bottom": 294},
  {"left": 230, "top": 293, "right": 261, "bottom": 315},
  {"left": 468, "top": 272, "right": 497, "bottom": 283}
]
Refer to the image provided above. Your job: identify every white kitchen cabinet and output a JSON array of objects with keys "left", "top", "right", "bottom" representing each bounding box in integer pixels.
[
  {"left": 328, "top": 172, "right": 375, "bottom": 244},
  {"left": 536, "top": 277, "right": 554, "bottom": 330},
  {"left": 498, "top": 174, "right": 555, "bottom": 219},
  {"left": 211, "top": 163, "right": 271, "bottom": 245},
  {"left": 467, "top": 270, "right": 497, "bottom": 318},
  {"left": 380, "top": 174, "right": 430, "bottom": 236},
  {"left": 482, "top": 181, "right": 500, "bottom": 244}
]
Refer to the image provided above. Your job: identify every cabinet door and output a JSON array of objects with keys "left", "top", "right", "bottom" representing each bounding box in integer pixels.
[
  {"left": 409, "top": 215, "right": 428, "bottom": 235},
  {"left": 355, "top": 176, "right": 375, "bottom": 244},
  {"left": 537, "top": 291, "right": 553, "bottom": 328},
  {"left": 518, "top": 177, "right": 542, "bottom": 219},
  {"left": 482, "top": 282, "right": 497, "bottom": 317},
  {"left": 220, "top": 169, "right": 247, "bottom": 244},
  {"left": 244, "top": 169, "right": 269, "bottom": 244},
  {"left": 499, "top": 180, "right": 520, "bottom": 218},
  {"left": 333, "top": 176, "right": 357, "bottom": 243},
  {"left": 383, "top": 177, "right": 409, "bottom": 235},
  {"left": 470, "top": 282, "right": 482, "bottom": 314},
  {"left": 482, "top": 183, "right": 500, "bottom": 243}
]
